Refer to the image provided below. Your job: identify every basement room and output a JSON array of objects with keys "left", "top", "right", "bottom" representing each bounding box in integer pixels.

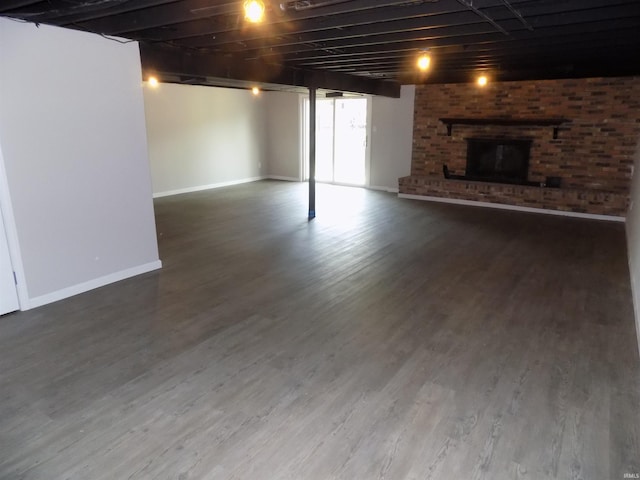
[{"left": 0, "top": 1, "right": 639, "bottom": 479}]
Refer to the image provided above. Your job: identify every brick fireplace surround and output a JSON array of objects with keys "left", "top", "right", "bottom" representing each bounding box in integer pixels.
[{"left": 399, "top": 77, "right": 640, "bottom": 218}]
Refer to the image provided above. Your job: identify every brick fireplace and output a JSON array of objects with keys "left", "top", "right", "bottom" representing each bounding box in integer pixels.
[{"left": 399, "top": 77, "right": 640, "bottom": 217}]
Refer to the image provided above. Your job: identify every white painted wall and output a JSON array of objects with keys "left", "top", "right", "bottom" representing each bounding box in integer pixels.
[
  {"left": 264, "top": 91, "right": 303, "bottom": 181},
  {"left": 0, "top": 19, "right": 160, "bottom": 308},
  {"left": 369, "top": 85, "right": 415, "bottom": 192},
  {"left": 143, "top": 83, "right": 267, "bottom": 196},
  {"left": 626, "top": 141, "right": 640, "bottom": 354},
  {"left": 263, "top": 86, "right": 415, "bottom": 191}
]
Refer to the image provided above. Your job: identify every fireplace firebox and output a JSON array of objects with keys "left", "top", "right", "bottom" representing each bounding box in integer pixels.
[{"left": 465, "top": 138, "right": 532, "bottom": 185}]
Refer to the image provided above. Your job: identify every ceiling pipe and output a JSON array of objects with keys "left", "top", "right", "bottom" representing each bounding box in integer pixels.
[
  {"left": 278, "top": 0, "right": 356, "bottom": 12},
  {"left": 455, "top": 0, "right": 509, "bottom": 36},
  {"left": 500, "top": 0, "right": 533, "bottom": 31}
]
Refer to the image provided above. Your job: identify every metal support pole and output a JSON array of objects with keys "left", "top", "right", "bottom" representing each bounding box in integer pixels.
[{"left": 308, "top": 87, "right": 316, "bottom": 220}]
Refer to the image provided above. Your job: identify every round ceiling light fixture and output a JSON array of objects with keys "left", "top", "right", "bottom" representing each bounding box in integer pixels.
[
  {"left": 417, "top": 51, "right": 431, "bottom": 72},
  {"left": 244, "top": 0, "right": 266, "bottom": 23}
]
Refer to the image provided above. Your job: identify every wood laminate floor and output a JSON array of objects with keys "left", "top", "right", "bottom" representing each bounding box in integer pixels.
[{"left": 1, "top": 181, "right": 639, "bottom": 480}]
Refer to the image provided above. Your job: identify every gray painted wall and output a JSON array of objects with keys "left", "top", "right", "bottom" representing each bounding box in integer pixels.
[
  {"left": 265, "top": 91, "right": 302, "bottom": 181},
  {"left": 144, "top": 83, "right": 267, "bottom": 196}
]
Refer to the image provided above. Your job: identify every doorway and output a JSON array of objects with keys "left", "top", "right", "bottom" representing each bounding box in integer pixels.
[
  {"left": 0, "top": 204, "right": 19, "bottom": 315},
  {"left": 0, "top": 144, "right": 20, "bottom": 315},
  {"left": 302, "top": 96, "right": 369, "bottom": 186}
]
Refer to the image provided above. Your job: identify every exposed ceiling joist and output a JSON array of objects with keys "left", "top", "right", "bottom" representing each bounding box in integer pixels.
[
  {"left": 1, "top": 0, "right": 639, "bottom": 91},
  {"left": 140, "top": 43, "right": 401, "bottom": 96},
  {"left": 75, "top": 0, "right": 415, "bottom": 37},
  {"left": 499, "top": 0, "right": 533, "bottom": 30},
  {"left": 3, "top": 0, "right": 179, "bottom": 24},
  {"left": 73, "top": 1, "right": 240, "bottom": 35},
  {"left": 278, "top": 14, "right": 640, "bottom": 62},
  {"left": 456, "top": 0, "right": 509, "bottom": 35},
  {"left": 244, "top": 5, "right": 638, "bottom": 58},
  {"left": 174, "top": 0, "right": 600, "bottom": 49},
  {"left": 172, "top": 1, "right": 466, "bottom": 47}
]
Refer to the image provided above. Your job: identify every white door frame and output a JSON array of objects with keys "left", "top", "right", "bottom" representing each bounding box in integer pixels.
[
  {"left": 0, "top": 201, "right": 19, "bottom": 314},
  {"left": 0, "top": 143, "right": 28, "bottom": 310}
]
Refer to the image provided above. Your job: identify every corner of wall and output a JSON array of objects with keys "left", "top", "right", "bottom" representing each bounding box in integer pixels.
[
  {"left": 625, "top": 137, "right": 640, "bottom": 357},
  {"left": 263, "top": 91, "right": 302, "bottom": 180}
]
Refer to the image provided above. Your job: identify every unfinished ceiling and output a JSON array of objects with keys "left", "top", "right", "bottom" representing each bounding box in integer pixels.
[{"left": 2, "top": 0, "right": 640, "bottom": 96}]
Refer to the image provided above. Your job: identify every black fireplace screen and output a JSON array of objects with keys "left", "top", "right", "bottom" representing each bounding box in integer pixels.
[{"left": 465, "top": 138, "right": 532, "bottom": 184}]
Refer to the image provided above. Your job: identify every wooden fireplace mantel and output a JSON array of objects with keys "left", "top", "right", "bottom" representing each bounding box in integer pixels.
[{"left": 438, "top": 117, "right": 570, "bottom": 139}]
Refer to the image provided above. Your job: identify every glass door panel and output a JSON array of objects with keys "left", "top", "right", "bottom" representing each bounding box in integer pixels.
[
  {"left": 315, "top": 99, "right": 335, "bottom": 182},
  {"left": 333, "top": 98, "right": 367, "bottom": 185},
  {"left": 302, "top": 96, "right": 368, "bottom": 186}
]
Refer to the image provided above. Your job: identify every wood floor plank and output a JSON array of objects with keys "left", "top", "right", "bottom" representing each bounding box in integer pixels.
[{"left": 0, "top": 180, "right": 638, "bottom": 479}]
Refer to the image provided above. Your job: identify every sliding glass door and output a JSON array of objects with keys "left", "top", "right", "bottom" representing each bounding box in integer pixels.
[{"left": 303, "top": 96, "right": 368, "bottom": 186}]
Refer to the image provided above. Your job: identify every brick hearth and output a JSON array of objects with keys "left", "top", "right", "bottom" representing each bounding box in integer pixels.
[{"left": 399, "top": 176, "right": 627, "bottom": 217}]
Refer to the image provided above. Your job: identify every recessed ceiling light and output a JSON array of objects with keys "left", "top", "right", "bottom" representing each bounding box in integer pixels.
[
  {"left": 148, "top": 76, "right": 159, "bottom": 87},
  {"left": 244, "top": 0, "right": 265, "bottom": 23},
  {"left": 477, "top": 75, "right": 488, "bottom": 87}
]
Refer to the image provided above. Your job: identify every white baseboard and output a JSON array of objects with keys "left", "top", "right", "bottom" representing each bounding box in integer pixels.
[
  {"left": 398, "top": 194, "right": 626, "bottom": 222},
  {"left": 368, "top": 185, "right": 399, "bottom": 193},
  {"left": 267, "top": 175, "right": 300, "bottom": 182},
  {"left": 24, "top": 260, "right": 162, "bottom": 310},
  {"left": 153, "top": 176, "right": 265, "bottom": 198}
]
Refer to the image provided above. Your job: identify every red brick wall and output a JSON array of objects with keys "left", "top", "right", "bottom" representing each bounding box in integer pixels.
[{"left": 404, "top": 76, "right": 640, "bottom": 216}]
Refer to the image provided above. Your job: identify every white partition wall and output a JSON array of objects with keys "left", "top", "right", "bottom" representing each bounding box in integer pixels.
[
  {"left": 626, "top": 141, "right": 640, "bottom": 354},
  {"left": 369, "top": 85, "right": 415, "bottom": 192},
  {"left": 0, "top": 19, "right": 161, "bottom": 309}
]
